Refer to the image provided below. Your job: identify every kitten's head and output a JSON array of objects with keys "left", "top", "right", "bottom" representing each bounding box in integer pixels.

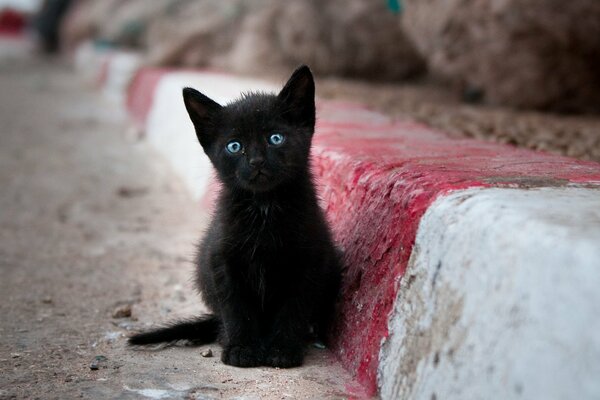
[{"left": 183, "top": 66, "right": 315, "bottom": 193}]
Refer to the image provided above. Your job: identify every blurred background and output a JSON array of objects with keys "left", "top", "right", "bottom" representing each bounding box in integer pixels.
[{"left": 2, "top": 0, "right": 600, "bottom": 161}]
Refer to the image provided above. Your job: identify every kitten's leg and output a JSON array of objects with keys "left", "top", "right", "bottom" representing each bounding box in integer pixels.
[
  {"left": 220, "top": 304, "right": 264, "bottom": 367},
  {"left": 204, "top": 257, "right": 264, "bottom": 367},
  {"left": 264, "top": 300, "right": 310, "bottom": 368},
  {"left": 313, "top": 268, "right": 341, "bottom": 345},
  {"left": 217, "top": 283, "right": 264, "bottom": 367},
  {"left": 265, "top": 258, "right": 340, "bottom": 367}
]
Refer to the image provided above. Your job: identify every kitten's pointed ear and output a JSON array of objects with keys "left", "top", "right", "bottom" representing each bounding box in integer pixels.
[
  {"left": 277, "top": 65, "right": 315, "bottom": 129},
  {"left": 182, "top": 87, "right": 222, "bottom": 144}
]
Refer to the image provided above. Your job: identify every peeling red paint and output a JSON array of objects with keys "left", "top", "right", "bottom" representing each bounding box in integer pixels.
[
  {"left": 126, "top": 68, "right": 171, "bottom": 129},
  {"left": 0, "top": 8, "right": 26, "bottom": 36},
  {"left": 96, "top": 54, "right": 112, "bottom": 89}
]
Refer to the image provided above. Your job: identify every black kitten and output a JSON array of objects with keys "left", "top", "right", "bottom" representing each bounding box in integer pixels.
[{"left": 129, "top": 66, "right": 341, "bottom": 368}]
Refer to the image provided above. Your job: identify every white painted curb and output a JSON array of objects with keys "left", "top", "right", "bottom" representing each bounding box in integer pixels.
[
  {"left": 379, "top": 187, "right": 600, "bottom": 400},
  {"left": 74, "top": 41, "right": 109, "bottom": 84},
  {"left": 101, "top": 51, "right": 142, "bottom": 106}
]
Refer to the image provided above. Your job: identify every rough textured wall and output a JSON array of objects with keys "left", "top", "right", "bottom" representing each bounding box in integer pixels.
[
  {"left": 65, "top": 0, "right": 424, "bottom": 81},
  {"left": 402, "top": 0, "right": 600, "bottom": 112},
  {"left": 61, "top": 0, "right": 121, "bottom": 50},
  {"left": 144, "top": 0, "right": 260, "bottom": 69},
  {"left": 61, "top": 0, "right": 175, "bottom": 50},
  {"left": 270, "top": 0, "right": 424, "bottom": 80}
]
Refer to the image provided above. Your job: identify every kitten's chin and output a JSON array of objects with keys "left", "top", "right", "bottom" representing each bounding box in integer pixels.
[{"left": 239, "top": 172, "right": 280, "bottom": 193}]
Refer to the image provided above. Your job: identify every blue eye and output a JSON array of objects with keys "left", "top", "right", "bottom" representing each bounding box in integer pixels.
[
  {"left": 226, "top": 141, "right": 242, "bottom": 154},
  {"left": 268, "top": 133, "right": 284, "bottom": 146}
]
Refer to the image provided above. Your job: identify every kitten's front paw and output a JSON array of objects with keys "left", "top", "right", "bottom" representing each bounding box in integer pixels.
[
  {"left": 221, "top": 345, "right": 263, "bottom": 368},
  {"left": 264, "top": 345, "right": 304, "bottom": 368}
]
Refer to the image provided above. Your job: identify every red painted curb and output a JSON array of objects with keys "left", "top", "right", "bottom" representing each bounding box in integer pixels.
[
  {"left": 126, "top": 68, "right": 600, "bottom": 395},
  {"left": 126, "top": 68, "right": 171, "bottom": 129},
  {"left": 126, "top": 67, "right": 235, "bottom": 129},
  {"left": 312, "top": 107, "right": 600, "bottom": 393},
  {"left": 0, "top": 8, "right": 26, "bottom": 36},
  {"left": 96, "top": 54, "right": 112, "bottom": 89}
]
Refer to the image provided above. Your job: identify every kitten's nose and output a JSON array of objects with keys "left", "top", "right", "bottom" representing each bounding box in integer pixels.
[{"left": 249, "top": 156, "right": 265, "bottom": 168}]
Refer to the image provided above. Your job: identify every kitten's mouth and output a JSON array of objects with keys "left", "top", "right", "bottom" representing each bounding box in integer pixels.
[
  {"left": 249, "top": 170, "right": 269, "bottom": 181},
  {"left": 246, "top": 170, "right": 276, "bottom": 191}
]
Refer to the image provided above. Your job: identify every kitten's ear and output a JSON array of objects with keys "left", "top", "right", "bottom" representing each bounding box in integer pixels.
[
  {"left": 277, "top": 65, "right": 315, "bottom": 129},
  {"left": 182, "top": 87, "right": 222, "bottom": 144}
]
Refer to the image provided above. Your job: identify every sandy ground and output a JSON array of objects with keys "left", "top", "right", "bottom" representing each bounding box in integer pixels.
[{"left": 0, "top": 42, "right": 361, "bottom": 400}]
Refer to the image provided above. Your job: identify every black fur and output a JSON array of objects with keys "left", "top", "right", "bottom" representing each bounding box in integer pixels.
[
  {"left": 129, "top": 66, "right": 341, "bottom": 369},
  {"left": 128, "top": 315, "right": 219, "bottom": 345}
]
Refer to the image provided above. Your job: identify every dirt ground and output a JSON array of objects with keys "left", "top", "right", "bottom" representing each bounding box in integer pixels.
[
  {"left": 0, "top": 43, "right": 360, "bottom": 400},
  {"left": 318, "top": 77, "right": 600, "bottom": 163}
]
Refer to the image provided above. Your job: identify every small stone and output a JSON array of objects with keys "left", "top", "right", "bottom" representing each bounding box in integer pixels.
[
  {"left": 89, "top": 355, "right": 108, "bottom": 371},
  {"left": 116, "top": 186, "right": 148, "bottom": 198},
  {"left": 312, "top": 341, "right": 326, "bottom": 350},
  {"left": 42, "top": 296, "right": 53, "bottom": 304},
  {"left": 103, "top": 331, "right": 123, "bottom": 343},
  {"left": 112, "top": 320, "right": 135, "bottom": 330},
  {"left": 10, "top": 353, "right": 21, "bottom": 358},
  {"left": 200, "top": 349, "right": 213, "bottom": 358},
  {"left": 462, "top": 86, "right": 485, "bottom": 104},
  {"left": 112, "top": 304, "right": 132, "bottom": 319}
]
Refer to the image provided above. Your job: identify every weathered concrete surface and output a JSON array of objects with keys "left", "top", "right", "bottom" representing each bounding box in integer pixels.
[
  {"left": 379, "top": 187, "right": 600, "bottom": 399},
  {"left": 0, "top": 41, "right": 362, "bottom": 399}
]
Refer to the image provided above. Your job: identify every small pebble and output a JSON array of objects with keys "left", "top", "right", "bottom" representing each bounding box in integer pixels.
[
  {"left": 312, "top": 342, "right": 326, "bottom": 350},
  {"left": 10, "top": 353, "right": 21, "bottom": 358},
  {"left": 117, "top": 186, "right": 148, "bottom": 198},
  {"left": 42, "top": 297, "right": 53, "bottom": 304},
  {"left": 89, "top": 355, "right": 108, "bottom": 370},
  {"left": 112, "top": 320, "right": 135, "bottom": 330},
  {"left": 112, "top": 304, "right": 132, "bottom": 319},
  {"left": 201, "top": 349, "right": 213, "bottom": 358}
]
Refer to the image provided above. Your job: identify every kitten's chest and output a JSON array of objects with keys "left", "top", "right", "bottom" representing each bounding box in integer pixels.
[
  {"left": 226, "top": 202, "right": 304, "bottom": 270},
  {"left": 223, "top": 202, "right": 308, "bottom": 302},
  {"left": 236, "top": 205, "right": 285, "bottom": 257}
]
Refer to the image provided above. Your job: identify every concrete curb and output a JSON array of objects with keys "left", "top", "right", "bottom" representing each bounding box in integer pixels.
[
  {"left": 82, "top": 47, "right": 600, "bottom": 398},
  {"left": 378, "top": 187, "right": 600, "bottom": 399}
]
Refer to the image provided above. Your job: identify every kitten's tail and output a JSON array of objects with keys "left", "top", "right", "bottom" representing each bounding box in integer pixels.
[{"left": 128, "top": 314, "right": 220, "bottom": 346}]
